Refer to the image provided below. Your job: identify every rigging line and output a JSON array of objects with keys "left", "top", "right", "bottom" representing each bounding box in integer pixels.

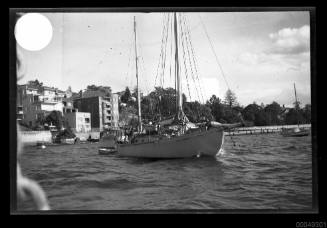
[
  {"left": 159, "top": 13, "right": 168, "bottom": 88},
  {"left": 140, "top": 55, "right": 151, "bottom": 94},
  {"left": 154, "top": 13, "right": 167, "bottom": 88},
  {"left": 159, "top": 13, "right": 169, "bottom": 88},
  {"left": 161, "top": 14, "right": 170, "bottom": 88},
  {"left": 180, "top": 14, "right": 201, "bottom": 103},
  {"left": 199, "top": 15, "right": 231, "bottom": 90},
  {"left": 179, "top": 14, "right": 192, "bottom": 101},
  {"left": 183, "top": 14, "right": 205, "bottom": 104},
  {"left": 181, "top": 15, "right": 198, "bottom": 101},
  {"left": 169, "top": 14, "right": 174, "bottom": 89},
  {"left": 124, "top": 41, "right": 133, "bottom": 88}
]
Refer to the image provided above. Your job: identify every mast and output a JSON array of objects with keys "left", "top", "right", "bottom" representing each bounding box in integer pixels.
[
  {"left": 134, "top": 16, "right": 142, "bottom": 132},
  {"left": 174, "top": 12, "right": 183, "bottom": 118},
  {"left": 294, "top": 83, "right": 300, "bottom": 127},
  {"left": 294, "top": 83, "right": 298, "bottom": 110}
]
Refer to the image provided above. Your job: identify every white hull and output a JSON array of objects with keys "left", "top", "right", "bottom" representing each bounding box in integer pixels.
[{"left": 118, "top": 128, "right": 224, "bottom": 158}]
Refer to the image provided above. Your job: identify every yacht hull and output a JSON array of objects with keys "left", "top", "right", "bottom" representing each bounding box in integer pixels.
[{"left": 117, "top": 128, "right": 224, "bottom": 158}]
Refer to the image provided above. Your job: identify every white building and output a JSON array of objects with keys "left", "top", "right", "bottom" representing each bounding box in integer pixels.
[
  {"left": 64, "top": 112, "right": 91, "bottom": 133},
  {"left": 17, "top": 82, "right": 71, "bottom": 127}
]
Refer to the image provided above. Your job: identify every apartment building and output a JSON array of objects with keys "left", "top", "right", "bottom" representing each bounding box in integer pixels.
[
  {"left": 17, "top": 82, "right": 76, "bottom": 127},
  {"left": 73, "top": 94, "right": 119, "bottom": 132}
]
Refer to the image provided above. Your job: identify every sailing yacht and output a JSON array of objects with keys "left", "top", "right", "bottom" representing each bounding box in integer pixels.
[
  {"left": 110, "top": 13, "right": 242, "bottom": 158},
  {"left": 281, "top": 83, "right": 310, "bottom": 137}
]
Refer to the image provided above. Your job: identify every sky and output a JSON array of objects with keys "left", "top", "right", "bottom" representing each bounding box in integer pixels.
[{"left": 16, "top": 11, "right": 311, "bottom": 107}]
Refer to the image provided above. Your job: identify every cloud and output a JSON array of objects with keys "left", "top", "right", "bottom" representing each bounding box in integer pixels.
[
  {"left": 268, "top": 25, "right": 310, "bottom": 55},
  {"left": 237, "top": 52, "right": 269, "bottom": 65},
  {"left": 237, "top": 25, "right": 310, "bottom": 69}
]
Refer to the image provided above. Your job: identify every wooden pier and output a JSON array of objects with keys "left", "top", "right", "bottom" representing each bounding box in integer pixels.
[{"left": 225, "top": 124, "right": 311, "bottom": 136}]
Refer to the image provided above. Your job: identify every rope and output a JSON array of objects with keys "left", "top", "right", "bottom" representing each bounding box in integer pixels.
[
  {"left": 154, "top": 13, "right": 167, "bottom": 88},
  {"left": 169, "top": 13, "right": 174, "bottom": 87},
  {"left": 199, "top": 15, "right": 230, "bottom": 90},
  {"left": 182, "top": 14, "right": 205, "bottom": 104},
  {"left": 178, "top": 14, "right": 192, "bottom": 101},
  {"left": 180, "top": 14, "right": 201, "bottom": 103},
  {"left": 140, "top": 55, "right": 151, "bottom": 94},
  {"left": 124, "top": 41, "right": 133, "bottom": 89},
  {"left": 160, "top": 14, "right": 171, "bottom": 88}
]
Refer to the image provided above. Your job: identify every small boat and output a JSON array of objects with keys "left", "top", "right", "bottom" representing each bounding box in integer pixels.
[
  {"left": 98, "top": 146, "right": 117, "bottom": 155},
  {"left": 98, "top": 133, "right": 117, "bottom": 155},
  {"left": 60, "top": 138, "right": 76, "bottom": 144},
  {"left": 87, "top": 138, "right": 100, "bottom": 143},
  {"left": 281, "top": 127, "right": 310, "bottom": 137},
  {"left": 36, "top": 141, "right": 47, "bottom": 149},
  {"left": 281, "top": 83, "right": 310, "bottom": 137}
]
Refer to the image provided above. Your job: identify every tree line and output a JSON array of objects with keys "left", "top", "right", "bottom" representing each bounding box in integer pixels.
[{"left": 120, "top": 86, "right": 311, "bottom": 126}]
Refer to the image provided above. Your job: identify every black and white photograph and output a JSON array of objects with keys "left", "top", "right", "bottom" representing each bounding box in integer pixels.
[{"left": 10, "top": 8, "right": 315, "bottom": 213}]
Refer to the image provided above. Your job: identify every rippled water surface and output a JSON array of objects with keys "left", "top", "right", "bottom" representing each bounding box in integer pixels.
[{"left": 17, "top": 133, "right": 312, "bottom": 210}]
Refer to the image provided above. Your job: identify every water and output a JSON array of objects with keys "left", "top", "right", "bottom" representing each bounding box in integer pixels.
[{"left": 17, "top": 133, "right": 312, "bottom": 210}]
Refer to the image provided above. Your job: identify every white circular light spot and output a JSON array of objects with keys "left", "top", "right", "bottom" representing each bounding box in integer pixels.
[{"left": 14, "top": 13, "right": 53, "bottom": 51}]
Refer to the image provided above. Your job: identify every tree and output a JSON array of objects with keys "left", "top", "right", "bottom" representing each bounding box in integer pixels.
[
  {"left": 206, "top": 95, "right": 223, "bottom": 122},
  {"left": 28, "top": 79, "right": 43, "bottom": 87},
  {"left": 264, "top": 101, "right": 283, "bottom": 125},
  {"left": 67, "top": 86, "right": 72, "bottom": 92},
  {"left": 85, "top": 85, "right": 111, "bottom": 97},
  {"left": 293, "top": 100, "right": 301, "bottom": 111},
  {"left": 254, "top": 111, "right": 269, "bottom": 126},
  {"left": 302, "top": 104, "right": 311, "bottom": 124},
  {"left": 242, "top": 103, "right": 262, "bottom": 123},
  {"left": 141, "top": 95, "right": 158, "bottom": 120},
  {"left": 183, "top": 101, "right": 213, "bottom": 122},
  {"left": 44, "top": 111, "right": 66, "bottom": 130},
  {"left": 224, "top": 89, "right": 238, "bottom": 107},
  {"left": 285, "top": 108, "right": 305, "bottom": 125},
  {"left": 121, "top": 87, "right": 131, "bottom": 103}
]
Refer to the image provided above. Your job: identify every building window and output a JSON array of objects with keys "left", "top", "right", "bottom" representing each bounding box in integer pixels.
[
  {"left": 33, "top": 95, "right": 39, "bottom": 102},
  {"left": 85, "top": 118, "right": 90, "bottom": 123}
]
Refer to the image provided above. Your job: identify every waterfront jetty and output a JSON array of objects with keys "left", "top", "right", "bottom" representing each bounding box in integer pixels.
[
  {"left": 20, "top": 130, "right": 100, "bottom": 146},
  {"left": 225, "top": 124, "right": 311, "bottom": 136}
]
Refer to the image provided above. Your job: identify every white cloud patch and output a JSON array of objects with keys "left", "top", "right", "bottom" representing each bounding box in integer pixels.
[
  {"left": 237, "top": 52, "right": 270, "bottom": 65},
  {"left": 268, "top": 25, "right": 310, "bottom": 55},
  {"left": 236, "top": 25, "right": 310, "bottom": 71}
]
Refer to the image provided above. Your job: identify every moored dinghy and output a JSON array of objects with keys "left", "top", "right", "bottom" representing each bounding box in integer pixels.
[{"left": 98, "top": 134, "right": 117, "bottom": 155}]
